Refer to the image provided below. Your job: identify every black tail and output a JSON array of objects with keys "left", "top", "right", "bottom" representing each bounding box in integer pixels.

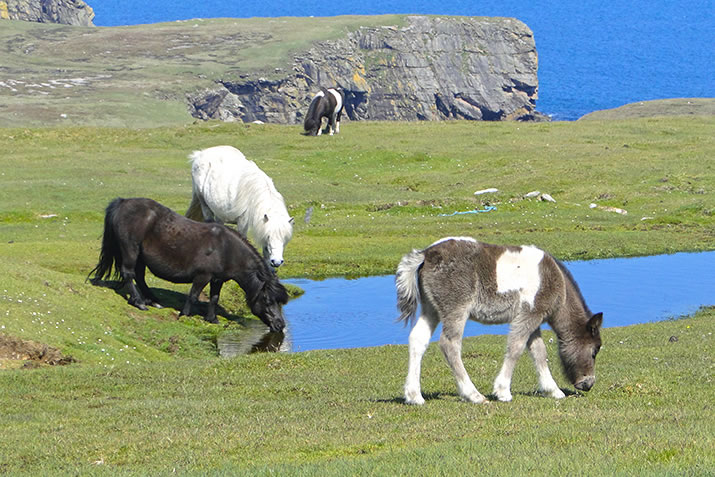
[{"left": 87, "top": 198, "right": 124, "bottom": 283}]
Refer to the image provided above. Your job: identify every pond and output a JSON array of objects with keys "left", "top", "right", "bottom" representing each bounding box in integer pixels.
[{"left": 218, "top": 251, "right": 714, "bottom": 356}]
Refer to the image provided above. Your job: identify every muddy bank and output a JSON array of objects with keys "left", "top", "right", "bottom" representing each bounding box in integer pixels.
[{"left": 0, "top": 334, "right": 75, "bottom": 369}]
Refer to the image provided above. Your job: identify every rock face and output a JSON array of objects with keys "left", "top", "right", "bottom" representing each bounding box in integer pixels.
[
  {"left": 189, "top": 16, "right": 545, "bottom": 124},
  {"left": 0, "top": 0, "right": 95, "bottom": 26}
]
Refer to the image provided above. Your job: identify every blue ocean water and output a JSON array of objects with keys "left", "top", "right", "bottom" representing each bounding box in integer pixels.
[{"left": 88, "top": 0, "right": 714, "bottom": 120}]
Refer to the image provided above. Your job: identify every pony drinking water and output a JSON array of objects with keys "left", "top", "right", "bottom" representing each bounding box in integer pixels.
[
  {"left": 186, "top": 145, "right": 293, "bottom": 268},
  {"left": 396, "top": 237, "right": 603, "bottom": 405},
  {"left": 89, "top": 197, "right": 288, "bottom": 332},
  {"left": 303, "top": 87, "right": 345, "bottom": 136}
]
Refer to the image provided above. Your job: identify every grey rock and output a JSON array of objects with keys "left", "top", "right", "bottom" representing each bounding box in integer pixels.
[
  {"left": 188, "top": 16, "right": 546, "bottom": 124},
  {"left": 1, "top": 0, "right": 95, "bottom": 26}
]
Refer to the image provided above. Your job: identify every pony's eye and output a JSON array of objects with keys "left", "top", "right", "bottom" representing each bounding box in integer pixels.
[{"left": 592, "top": 346, "right": 600, "bottom": 359}]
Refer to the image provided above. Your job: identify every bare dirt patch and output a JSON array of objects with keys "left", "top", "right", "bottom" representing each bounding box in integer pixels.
[{"left": 0, "top": 334, "right": 75, "bottom": 369}]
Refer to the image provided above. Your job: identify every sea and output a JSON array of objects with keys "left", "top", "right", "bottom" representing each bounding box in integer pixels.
[{"left": 89, "top": 0, "right": 714, "bottom": 120}]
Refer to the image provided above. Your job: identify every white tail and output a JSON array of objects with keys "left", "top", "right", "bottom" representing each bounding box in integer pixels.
[{"left": 395, "top": 249, "right": 425, "bottom": 324}]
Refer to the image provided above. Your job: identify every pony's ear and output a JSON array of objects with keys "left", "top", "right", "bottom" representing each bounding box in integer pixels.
[
  {"left": 289, "top": 217, "right": 295, "bottom": 224},
  {"left": 588, "top": 312, "right": 603, "bottom": 336},
  {"left": 263, "top": 214, "right": 269, "bottom": 223}
]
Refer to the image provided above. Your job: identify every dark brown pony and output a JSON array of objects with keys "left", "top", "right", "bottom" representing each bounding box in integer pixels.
[
  {"left": 396, "top": 237, "right": 603, "bottom": 405},
  {"left": 88, "top": 198, "right": 288, "bottom": 332}
]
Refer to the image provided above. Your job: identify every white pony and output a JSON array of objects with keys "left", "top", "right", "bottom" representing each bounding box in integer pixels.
[{"left": 186, "top": 145, "right": 293, "bottom": 268}]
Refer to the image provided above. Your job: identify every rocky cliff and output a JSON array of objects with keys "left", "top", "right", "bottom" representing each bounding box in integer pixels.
[
  {"left": 189, "top": 16, "right": 545, "bottom": 123},
  {"left": 0, "top": 0, "right": 94, "bottom": 26}
]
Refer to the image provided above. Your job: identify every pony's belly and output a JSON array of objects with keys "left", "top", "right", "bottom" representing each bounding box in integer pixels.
[{"left": 469, "top": 301, "right": 517, "bottom": 324}]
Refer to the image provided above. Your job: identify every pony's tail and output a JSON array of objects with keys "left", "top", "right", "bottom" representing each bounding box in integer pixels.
[
  {"left": 395, "top": 249, "right": 425, "bottom": 325},
  {"left": 185, "top": 192, "right": 203, "bottom": 221},
  {"left": 87, "top": 198, "right": 123, "bottom": 284}
]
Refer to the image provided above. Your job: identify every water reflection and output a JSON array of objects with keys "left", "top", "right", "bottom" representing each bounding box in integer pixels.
[
  {"left": 217, "top": 320, "right": 289, "bottom": 358},
  {"left": 218, "top": 251, "right": 714, "bottom": 355}
]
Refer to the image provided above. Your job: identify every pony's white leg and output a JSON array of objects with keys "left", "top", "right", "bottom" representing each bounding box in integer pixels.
[
  {"left": 493, "top": 321, "right": 533, "bottom": 402},
  {"left": 335, "top": 118, "right": 340, "bottom": 134},
  {"left": 405, "top": 313, "right": 438, "bottom": 405},
  {"left": 440, "top": 310, "right": 486, "bottom": 404},
  {"left": 329, "top": 114, "right": 336, "bottom": 135},
  {"left": 527, "top": 329, "right": 565, "bottom": 399}
]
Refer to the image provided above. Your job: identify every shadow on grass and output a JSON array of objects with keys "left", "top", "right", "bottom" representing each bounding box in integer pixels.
[{"left": 89, "top": 278, "right": 250, "bottom": 323}]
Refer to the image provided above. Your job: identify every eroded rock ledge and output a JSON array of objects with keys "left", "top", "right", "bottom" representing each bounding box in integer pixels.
[
  {"left": 189, "top": 16, "right": 547, "bottom": 124},
  {"left": 0, "top": 0, "right": 95, "bottom": 26}
]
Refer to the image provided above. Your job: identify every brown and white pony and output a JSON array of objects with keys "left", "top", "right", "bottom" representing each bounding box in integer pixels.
[{"left": 396, "top": 237, "right": 603, "bottom": 405}]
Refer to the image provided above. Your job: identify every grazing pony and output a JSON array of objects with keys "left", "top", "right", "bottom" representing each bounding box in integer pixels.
[
  {"left": 186, "top": 145, "right": 293, "bottom": 268},
  {"left": 396, "top": 237, "right": 603, "bottom": 405},
  {"left": 303, "top": 87, "right": 344, "bottom": 136},
  {"left": 88, "top": 197, "right": 288, "bottom": 332}
]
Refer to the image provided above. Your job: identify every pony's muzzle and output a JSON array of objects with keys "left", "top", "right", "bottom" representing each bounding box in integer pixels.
[
  {"left": 270, "top": 258, "right": 284, "bottom": 268},
  {"left": 575, "top": 376, "right": 595, "bottom": 391}
]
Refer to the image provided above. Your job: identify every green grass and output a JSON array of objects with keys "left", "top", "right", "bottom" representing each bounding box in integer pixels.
[
  {"left": 0, "top": 308, "right": 712, "bottom": 475},
  {"left": 0, "top": 117, "right": 713, "bottom": 474}
]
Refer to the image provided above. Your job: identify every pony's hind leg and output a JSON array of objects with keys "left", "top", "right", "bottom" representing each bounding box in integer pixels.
[
  {"left": 117, "top": 243, "right": 147, "bottom": 310},
  {"left": 440, "top": 310, "right": 487, "bottom": 404},
  {"left": 404, "top": 313, "right": 438, "bottom": 405},
  {"left": 134, "top": 259, "right": 162, "bottom": 308},
  {"left": 527, "top": 328, "right": 565, "bottom": 399}
]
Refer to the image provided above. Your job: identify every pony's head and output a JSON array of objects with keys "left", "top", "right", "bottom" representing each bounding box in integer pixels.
[
  {"left": 558, "top": 312, "right": 603, "bottom": 391},
  {"left": 260, "top": 213, "right": 294, "bottom": 268},
  {"left": 245, "top": 268, "right": 290, "bottom": 333}
]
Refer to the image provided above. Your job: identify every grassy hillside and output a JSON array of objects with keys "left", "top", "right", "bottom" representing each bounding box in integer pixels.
[
  {"left": 0, "top": 116, "right": 712, "bottom": 474},
  {"left": 0, "top": 117, "right": 713, "bottom": 365},
  {"left": 580, "top": 98, "right": 715, "bottom": 120},
  {"left": 0, "top": 16, "right": 406, "bottom": 127}
]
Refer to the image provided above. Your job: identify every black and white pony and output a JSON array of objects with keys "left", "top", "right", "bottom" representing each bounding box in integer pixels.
[
  {"left": 396, "top": 237, "right": 603, "bottom": 405},
  {"left": 88, "top": 197, "right": 288, "bottom": 332},
  {"left": 303, "top": 87, "right": 344, "bottom": 136}
]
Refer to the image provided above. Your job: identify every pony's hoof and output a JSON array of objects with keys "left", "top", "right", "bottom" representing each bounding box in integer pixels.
[
  {"left": 462, "top": 392, "right": 488, "bottom": 404},
  {"left": 494, "top": 389, "right": 513, "bottom": 402},
  {"left": 133, "top": 303, "right": 148, "bottom": 311},
  {"left": 151, "top": 302, "right": 163, "bottom": 309},
  {"left": 545, "top": 388, "right": 566, "bottom": 399},
  {"left": 404, "top": 389, "right": 425, "bottom": 405}
]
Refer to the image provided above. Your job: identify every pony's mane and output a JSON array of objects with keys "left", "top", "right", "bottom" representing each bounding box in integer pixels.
[
  {"left": 236, "top": 163, "right": 292, "bottom": 245},
  {"left": 224, "top": 226, "right": 289, "bottom": 305},
  {"left": 555, "top": 258, "right": 591, "bottom": 316}
]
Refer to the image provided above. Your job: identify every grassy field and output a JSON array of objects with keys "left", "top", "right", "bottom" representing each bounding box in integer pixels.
[{"left": 0, "top": 116, "right": 713, "bottom": 474}]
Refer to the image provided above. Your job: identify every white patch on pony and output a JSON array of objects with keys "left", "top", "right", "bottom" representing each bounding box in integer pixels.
[
  {"left": 429, "top": 236, "right": 477, "bottom": 248},
  {"left": 496, "top": 245, "right": 544, "bottom": 308},
  {"left": 328, "top": 88, "right": 343, "bottom": 115},
  {"left": 314, "top": 90, "right": 325, "bottom": 98}
]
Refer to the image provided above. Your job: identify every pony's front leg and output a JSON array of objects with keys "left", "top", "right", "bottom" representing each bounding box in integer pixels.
[
  {"left": 493, "top": 322, "right": 532, "bottom": 402},
  {"left": 440, "top": 311, "right": 487, "bottom": 404},
  {"left": 181, "top": 277, "right": 209, "bottom": 318},
  {"left": 527, "top": 328, "right": 565, "bottom": 399},
  {"left": 405, "top": 313, "right": 438, "bottom": 405},
  {"left": 316, "top": 118, "right": 324, "bottom": 136},
  {"left": 205, "top": 280, "right": 224, "bottom": 324}
]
